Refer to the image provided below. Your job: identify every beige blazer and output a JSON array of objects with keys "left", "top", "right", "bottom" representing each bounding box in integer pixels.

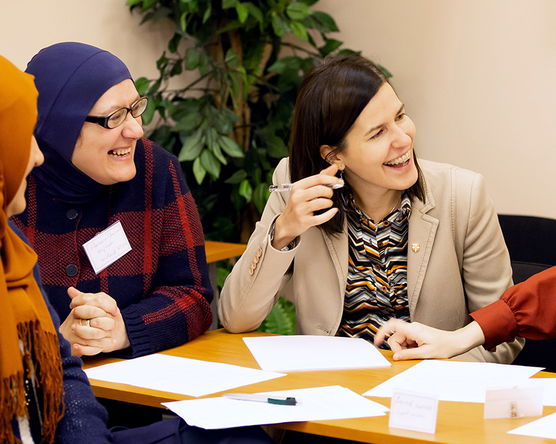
[{"left": 219, "top": 158, "right": 524, "bottom": 363}]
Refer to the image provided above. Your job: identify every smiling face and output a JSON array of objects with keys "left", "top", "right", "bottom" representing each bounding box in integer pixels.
[
  {"left": 7, "top": 136, "right": 44, "bottom": 217},
  {"left": 334, "top": 83, "right": 418, "bottom": 201},
  {"left": 71, "top": 79, "right": 144, "bottom": 185}
]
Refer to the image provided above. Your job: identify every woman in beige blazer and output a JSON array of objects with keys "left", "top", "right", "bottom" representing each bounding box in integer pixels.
[{"left": 219, "top": 55, "right": 523, "bottom": 363}]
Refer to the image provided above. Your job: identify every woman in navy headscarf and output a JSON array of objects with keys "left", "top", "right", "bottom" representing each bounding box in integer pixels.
[
  {"left": 13, "top": 42, "right": 213, "bottom": 358},
  {"left": 1, "top": 53, "right": 270, "bottom": 444}
]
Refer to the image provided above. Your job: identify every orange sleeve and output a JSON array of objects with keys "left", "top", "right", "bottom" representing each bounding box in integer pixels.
[{"left": 471, "top": 266, "right": 556, "bottom": 350}]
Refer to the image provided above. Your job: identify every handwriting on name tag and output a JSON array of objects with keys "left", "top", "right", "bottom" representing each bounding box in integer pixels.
[
  {"left": 83, "top": 221, "right": 132, "bottom": 274},
  {"left": 389, "top": 389, "right": 438, "bottom": 434}
]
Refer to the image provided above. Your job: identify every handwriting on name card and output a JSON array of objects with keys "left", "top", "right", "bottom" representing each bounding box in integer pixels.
[
  {"left": 83, "top": 221, "right": 132, "bottom": 274},
  {"left": 388, "top": 389, "right": 438, "bottom": 434}
]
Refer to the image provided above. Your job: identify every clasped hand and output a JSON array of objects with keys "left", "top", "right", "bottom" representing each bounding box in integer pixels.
[{"left": 59, "top": 287, "right": 130, "bottom": 356}]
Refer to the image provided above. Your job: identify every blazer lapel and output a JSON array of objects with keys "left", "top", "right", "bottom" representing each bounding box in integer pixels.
[{"left": 407, "top": 188, "right": 439, "bottom": 314}]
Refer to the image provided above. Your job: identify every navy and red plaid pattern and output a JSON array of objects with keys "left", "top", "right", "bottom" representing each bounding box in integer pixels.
[{"left": 12, "top": 139, "right": 213, "bottom": 357}]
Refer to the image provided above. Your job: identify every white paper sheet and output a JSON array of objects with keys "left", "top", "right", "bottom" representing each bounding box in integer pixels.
[
  {"left": 163, "top": 385, "right": 388, "bottom": 429},
  {"left": 243, "top": 335, "right": 391, "bottom": 372},
  {"left": 508, "top": 412, "right": 556, "bottom": 439},
  {"left": 364, "top": 360, "right": 542, "bottom": 403},
  {"left": 84, "top": 353, "right": 285, "bottom": 397}
]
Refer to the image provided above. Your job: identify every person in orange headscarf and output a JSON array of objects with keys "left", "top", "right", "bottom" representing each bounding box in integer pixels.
[
  {"left": 0, "top": 54, "right": 64, "bottom": 444},
  {"left": 1, "top": 54, "right": 272, "bottom": 444}
]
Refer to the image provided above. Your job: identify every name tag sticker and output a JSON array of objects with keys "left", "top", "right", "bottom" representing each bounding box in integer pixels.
[
  {"left": 484, "top": 385, "right": 543, "bottom": 419},
  {"left": 83, "top": 221, "right": 132, "bottom": 274},
  {"left": 389, "top": 389, "right": 438, "bottom": 434}
]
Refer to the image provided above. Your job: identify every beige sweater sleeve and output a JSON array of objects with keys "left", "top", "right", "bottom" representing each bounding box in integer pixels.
[{"left": 218, "top": 159, "right": 297, "bottom": 333}]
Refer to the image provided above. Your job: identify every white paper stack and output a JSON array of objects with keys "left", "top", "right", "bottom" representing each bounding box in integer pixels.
[
  {"left": 163, "top": 385, "right": 388, "bottom": 429},
  {"left": 85, "top": 353, "right": 285, "bottom": 397},
  {"left": 243, "top": 335, "right": 391, "bottom": 372}
]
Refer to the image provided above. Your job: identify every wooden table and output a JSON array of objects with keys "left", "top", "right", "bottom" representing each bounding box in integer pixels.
[
  {"left": 204, "top": 241, "right": 246, "bottom": 264},
  {"left": 85, "top": 330, "right": 556, "bottom": 443},
  {"left": 203, "top": 241, "right": 246, "bottom": 329}
]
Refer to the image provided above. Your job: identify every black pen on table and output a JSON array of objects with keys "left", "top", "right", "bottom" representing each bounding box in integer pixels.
[{"left": 222, "top": 393, "right": 297, "bottom": 406}]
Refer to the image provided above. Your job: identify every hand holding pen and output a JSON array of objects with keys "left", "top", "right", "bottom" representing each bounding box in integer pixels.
[{"left": 271, "top": 164, "right": 344, "bottom": 250}]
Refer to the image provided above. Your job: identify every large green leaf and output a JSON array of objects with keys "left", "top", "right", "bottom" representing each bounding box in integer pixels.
[
  {"left": 142, "top": 0, "right": 158, "bottom": 10},
  {"left": 308, "top": 10, "right": 339, "bottom": 32},
  {"left": 224, "top": 169, "right": 247, "bottom": 184},
  {"left": 266, "top": 135, "right": 288, "bottom": 158},
  {"left": 319, "top": 38, "right": 343, "bottom": 56},
  {"left": 192, "top": 157, "right": 206, "bottom": 184},
  {"left": 252, "top": 182, "right": 270, "bottom": 213},
  {"left": 225, "top": 48, "right": 239, "bottom": 67},
  {"left": 141, "top": 98, "right": 157, "bottom": 126},
  {"left": 178, "top": 130, "right": 204, "bottom": 161},
  {"left": 168, "top": 32, "right": 181, "bottom": 53},
  {"left": 244, "top": 2, "right": 263, "bottom": 24},
  {"left": 180, "top": 11, "right": 187, "bottom": 31},
  {"left": 185, "top": 47, "right": 202, "bottom": 70},
  {"left": 235, "top": 2, "right": 248, "bottom": 23},
  {"left": 290, "top": 21, "right": 308, "bottom": 41},
  {"left": 210, "top": 141, "right": 228, "bottom": 165},
  {"left": 268, "top": 55, "right": 303, "bottom": 74},
  {"left": 202, "top": 3, "right": 211, "bottom": 22},
  {"left": 173, "top": 112, "right": 202, "bottom": 132},
  {"left": 270, "top": 12, "right": 288, "bottom": 37},
  {"left": 238, "top": 179, "right": 253, "bottom": 201},
  {"left": 286, "top": 2, "right": 311, "bottom": 20},
  {"left": 135, "top": 77, "right": 150, "bottom": 95},
  {"left": 219, "top": 136, "right": 244, "bottom": 158},
  {"left": 200, "top": 149, "right": 221, "bottom": 178}
]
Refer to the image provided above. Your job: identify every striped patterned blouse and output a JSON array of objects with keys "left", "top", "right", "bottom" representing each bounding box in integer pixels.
[{"left": 337, "top": 193, "right": 412, "bottom": 343}]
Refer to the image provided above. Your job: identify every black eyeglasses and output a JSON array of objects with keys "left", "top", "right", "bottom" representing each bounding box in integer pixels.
[{"left": 84, "top": 96, "right": 148, "bottom": 129}]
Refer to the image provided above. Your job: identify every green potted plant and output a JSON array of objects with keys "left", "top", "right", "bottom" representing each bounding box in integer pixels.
[{"left": 126, "top": 0, "right": 382, "bottom": 333}]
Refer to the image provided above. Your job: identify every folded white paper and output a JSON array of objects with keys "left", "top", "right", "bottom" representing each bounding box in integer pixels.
[
  {"left": 243, "top": 335, "right": 391, "bottom": 372},
  {"left": 364, "top": 360, "right": 542, "bottom": 403},
  {"left": 85, "top": 353, "right": 285, "bottom": 397},
  {"left": 515, "top": 378, "right": 556, "bottom": 406},
  {"left": 163, "top": 385, "right": 388, "bottom": 429},
  {"left": 484, "top": 385, "right": 543, "bottom": 418},
  {"left": 508, "top": 412, "right": 556, "bottom": 439}
]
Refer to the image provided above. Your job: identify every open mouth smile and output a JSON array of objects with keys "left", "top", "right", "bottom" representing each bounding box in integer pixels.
[
  {"left": 384, "top": 151, "right": 411, "bottom": 168},
  {"left": 108, "top": 147, "right": 132, "bottom": 157}
]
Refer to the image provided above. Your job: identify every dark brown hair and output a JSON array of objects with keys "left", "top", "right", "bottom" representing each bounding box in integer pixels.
[{"left": 289, "top": 55, "right": 425, "bottom": 235}]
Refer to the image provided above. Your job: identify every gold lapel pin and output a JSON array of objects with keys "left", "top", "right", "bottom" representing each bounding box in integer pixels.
[{"left": 411, "top": 243, "right": 420, "bottom": 253}]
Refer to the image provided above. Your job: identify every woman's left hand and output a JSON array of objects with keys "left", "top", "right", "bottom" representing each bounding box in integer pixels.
[{"left": 67, "top": 287, "right": 131, "bottom": 355}]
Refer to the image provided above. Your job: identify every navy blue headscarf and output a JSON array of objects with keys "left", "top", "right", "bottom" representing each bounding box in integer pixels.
[{"left": 26, "top": 42, "right": 132, "bottom": 203}]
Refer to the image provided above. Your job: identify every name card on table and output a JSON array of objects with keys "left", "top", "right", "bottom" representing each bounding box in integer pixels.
[
  {"left": 388, "top": 389, "right": 438, "bottom": 434},
  {"left": 83, "top": 221, "right": 132, "bottom": 274},
  {"left": 484, "top": 386, "right": 543, "bottom": 419}
]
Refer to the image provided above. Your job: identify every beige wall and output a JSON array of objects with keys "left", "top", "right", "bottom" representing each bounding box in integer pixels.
[
  {"left": 317, "top": 0, "right": 556, "bottom": 219},
  {"left": 1, "top": 1, "right": 169, "bottom": 77},
  {"left": 2, "top": 0, "right": 555, "bottom": 218}
]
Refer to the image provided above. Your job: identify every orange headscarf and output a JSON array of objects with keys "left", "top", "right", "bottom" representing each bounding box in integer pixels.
[{"left": 0, "top": 56, "right": 63, "bottom": 444}]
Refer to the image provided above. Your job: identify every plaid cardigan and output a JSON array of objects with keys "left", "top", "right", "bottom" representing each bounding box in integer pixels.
[{"left": 12, "top": 138, "right": 213, "bottom": 358}]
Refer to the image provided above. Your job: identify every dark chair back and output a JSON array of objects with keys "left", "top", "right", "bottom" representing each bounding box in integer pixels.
[{"left": 498, "top": 214, "right": 556, "bottom": 372}]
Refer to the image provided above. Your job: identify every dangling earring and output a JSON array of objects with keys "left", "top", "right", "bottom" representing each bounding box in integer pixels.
[{"left": 338, "top": 168, "right": 344, "bottom": 181}]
